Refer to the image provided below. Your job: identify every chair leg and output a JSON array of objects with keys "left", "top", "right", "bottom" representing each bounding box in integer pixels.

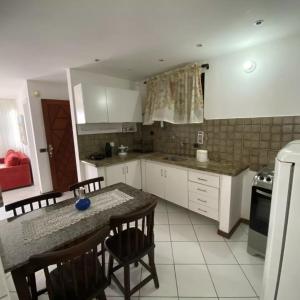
[
  {"left": 124, "top": 265, "right": 130, "bottom": 300},
  {"left": 148, "top": 249, "right": 159, "bottom": 288},
  {"left": 96, "top": 289, "right": 107, "bottom": 300},
  {"left": 107, "top": 255, "right": 114, "bottom": 284},
  {"left": 28, "top": 273, "right": 38, "bottom": 300}
]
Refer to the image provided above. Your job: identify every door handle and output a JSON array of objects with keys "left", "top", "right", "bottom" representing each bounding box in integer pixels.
[{"left": 48, "top": 144, "right": 54, "bottom": 158}]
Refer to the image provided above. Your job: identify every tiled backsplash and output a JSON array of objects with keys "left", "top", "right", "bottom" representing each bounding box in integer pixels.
[
  {"left": 78, "top": 124, "right": 144, "bottom": 158},
  {"left": 78, "top": 116, "right": 300, "bottom": 169},
  {"left": 142, "top": 116, "right": 300, "bottom": 169}
]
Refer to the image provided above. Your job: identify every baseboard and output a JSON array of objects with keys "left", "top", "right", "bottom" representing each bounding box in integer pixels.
[{"left": 218, "top": 217, "right": 249, "bottom": 239}]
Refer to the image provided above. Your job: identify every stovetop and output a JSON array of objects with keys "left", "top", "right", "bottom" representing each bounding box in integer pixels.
[{"left": 253, "top": 166, "right": 274, "bottom": 190}]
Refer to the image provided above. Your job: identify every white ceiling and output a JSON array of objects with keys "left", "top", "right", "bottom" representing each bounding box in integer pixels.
[{"left": 1, "top": 0, "right": 300, "bottom": 98}]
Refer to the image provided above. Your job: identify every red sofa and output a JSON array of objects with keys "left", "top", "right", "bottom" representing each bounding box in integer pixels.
[{"left": 0, "top": 150, "right": 33, "bottom": 191}]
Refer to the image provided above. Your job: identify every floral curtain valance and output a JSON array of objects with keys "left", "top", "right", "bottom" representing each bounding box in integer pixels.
[{"left": 143, "top": 63, "right": 204, "bottom": 124}]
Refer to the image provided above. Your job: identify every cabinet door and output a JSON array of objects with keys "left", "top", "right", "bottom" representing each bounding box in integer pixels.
[
  {"left": 106, "top": 164, "right": 126, "bottom": 186},
  {"left": 145, "top": 162, "right": 165, "bottom": 198},
  {"left": 125, "top": 160, "right": 142, "bottom": 189},
  {"left": 165, "top": 166, "right": 188, "bottom": 208},
  {"left": 74, "top": 83, "right": 108, "bottom": 124},
  {"left": 106, "top": 87, "right": 142, "bottom": 122}
]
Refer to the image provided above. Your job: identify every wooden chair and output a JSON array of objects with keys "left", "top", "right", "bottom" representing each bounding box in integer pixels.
[
  {"left": 105, "top": 200, "right": 159, "bottom": 300},
  {"left": 29, "top": 225, "right": 110, "bottom": 300},
  {"left": 5, "top": 191, "right": 62, "bottom": 299},
  {"left": 4, "top": 191, "right": 62, "bottom": 217},
  {"left": 69, "top": 177, "right": 104, "bottom": 197}
]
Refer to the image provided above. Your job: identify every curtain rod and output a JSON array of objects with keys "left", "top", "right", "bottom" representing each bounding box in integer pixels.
[{"left": 143, "top": 63, "right": 209, "bottom": 84}]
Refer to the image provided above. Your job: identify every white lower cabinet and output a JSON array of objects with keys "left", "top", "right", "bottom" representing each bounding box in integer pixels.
[
  {"left": 81, "top": 159, "right": 141, "bottom": 190},
  {"left": 106, "top": 164, "right": 126, "bottom": 186},
  {"left": 165, "top": 165, "right": 188, "bottom": 208},
  {"left": 145, "top": 161, "right": 165, "bottom": 198},
  {"left": 145, "top": 161, "right": 188, "bottom": 208},
  {"left": 106, "top": 160, "right": 142, "bottom": 189}
]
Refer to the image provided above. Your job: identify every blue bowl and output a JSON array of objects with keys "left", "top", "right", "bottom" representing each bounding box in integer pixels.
[{"left": 75, "top": 197, "right": 91, "bottom": 211}]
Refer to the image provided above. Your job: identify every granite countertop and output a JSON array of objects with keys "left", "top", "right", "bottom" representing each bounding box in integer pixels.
[
  {"left": 81, "top": 152, "right": 248, "bottom": 176},
  {"left": 0, "top": 183, "right": 157, "bottom": 272},
  {"left": 81, "top": 152, "right": 145, "bottom": 168}
]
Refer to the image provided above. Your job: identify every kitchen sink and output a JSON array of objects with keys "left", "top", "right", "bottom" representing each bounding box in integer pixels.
[{"left": 163, "top": 156, "right": 187, "bottom": 162}]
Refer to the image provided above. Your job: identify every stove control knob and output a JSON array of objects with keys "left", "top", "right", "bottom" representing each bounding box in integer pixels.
[
  {"left": 266, "top": 176, "right": 272, "bottom": 182},
  {"left": 259, "top": 175, "right": 265, "bottom": 181}
]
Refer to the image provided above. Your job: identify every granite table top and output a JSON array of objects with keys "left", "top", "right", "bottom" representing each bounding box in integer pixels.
[
  {"left": 81, "top": 152, "right": 248, "bottom": 176},
  {"left": 0, "top": 183, "right": 157, "bottom": 272}
]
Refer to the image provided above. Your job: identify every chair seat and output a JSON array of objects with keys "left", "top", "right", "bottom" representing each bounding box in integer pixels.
[
  {"left": 48, "top": 253, "right": 108, "bottom": 300},
  {"left": 105, "top": 228, "right": 152, "bottom": 262}
]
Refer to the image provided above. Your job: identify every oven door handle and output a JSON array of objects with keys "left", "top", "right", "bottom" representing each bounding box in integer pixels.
[{"left": 256, "top": 189, "right": 272, "bottom": 198}]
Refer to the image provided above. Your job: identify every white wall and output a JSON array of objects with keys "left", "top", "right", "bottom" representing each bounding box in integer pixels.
[
  {"left": 15, "top": 83, "right": 40, "bottom": 186},
  {"left": 26, "top": 80, "right": 69, "bottom": 193},
  {"left": 205, "top": 34, "right": 300, "bottom": 119},
  {"left": 66, "top": 69, "right": 135, "bottom": 180}
]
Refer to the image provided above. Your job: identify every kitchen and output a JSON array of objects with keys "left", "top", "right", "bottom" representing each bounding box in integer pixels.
[{"left": 0, "top": 1, "right": 300, "bottom": 299}]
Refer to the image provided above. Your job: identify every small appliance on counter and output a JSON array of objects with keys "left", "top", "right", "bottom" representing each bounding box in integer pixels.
[
  {"left": 105, "top": 142, "right": 112, "bottom": 157},
  {"left": 196, "top": 149, "right": 208, "bottom": 162},
  {"left": 118, "top": 145, "right": 129, "bottom": 156},
  {"left": 247, "top": 166, "right": 274, "bottom": 257},
  {"left": 88, "top": 153, "right": 105, "bottom": 160}
]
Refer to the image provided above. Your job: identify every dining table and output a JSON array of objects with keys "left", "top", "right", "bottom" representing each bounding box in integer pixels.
[{"left": 0, "top": 183, "right": 159, "bottom": 300}]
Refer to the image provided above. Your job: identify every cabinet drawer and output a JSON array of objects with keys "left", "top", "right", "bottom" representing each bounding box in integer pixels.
[
  {"left": 189, "top": 191, "right": 218, "bottom": 209},
  {"left": 188, "top": 170, "right": 219, "bottom": 188},
  {"left": 189, "top": 200, "right": 219, "bottom": 221},
  {"left": 188, "top": 181, "right": 219, "bottom": 200}
]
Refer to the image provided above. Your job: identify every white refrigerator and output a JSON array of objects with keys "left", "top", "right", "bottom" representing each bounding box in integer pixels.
[{"left": 262, "top": 140, "right": 300, "bottom": 300}]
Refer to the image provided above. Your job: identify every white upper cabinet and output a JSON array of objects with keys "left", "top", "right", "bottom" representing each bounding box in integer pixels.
[
  {"left": 73, "top": 83, "right": 142, "bottom": 124},
  {"left": 74, "top": 83, "right": 108, "bottom": 124},
  {"left": 106, "top": 87, "right": 142, "bottom": 123}
]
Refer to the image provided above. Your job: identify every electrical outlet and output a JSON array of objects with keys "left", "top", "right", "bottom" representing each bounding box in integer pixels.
[{"left": 197, "top": 131, "right": 204, "bottom": 144}]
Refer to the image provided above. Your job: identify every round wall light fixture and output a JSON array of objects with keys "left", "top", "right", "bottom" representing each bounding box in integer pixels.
[{"left": 243, "top": 60, "right": 256, "bottom": 73}]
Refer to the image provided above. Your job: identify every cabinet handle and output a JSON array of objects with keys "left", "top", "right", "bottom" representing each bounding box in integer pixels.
[
  {"left": 126, "top": 166, "right": 128, "bottom": 173},
  {"left": 198, "top": 208, "right": 207, "bottom": 213},
  {"left": 197, "top": 188, "right": 207, "bottom": 193},
  {"left": 198, "top": 199, "right": 207, "bottom": 203},
  {"left": 164, "top": 170, "right": 167, "bottom": 178},
  {"left": 122, "top": 167, "right": 125, "bottom": 175},
  {"left": 198, "top": 178, "right": 207, "bottom": 182},
  {"left": 160, "top": 169, "right": 163, "bottom": 176}
]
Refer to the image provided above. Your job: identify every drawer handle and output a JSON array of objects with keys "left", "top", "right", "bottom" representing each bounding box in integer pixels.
[
  {"left": 198, "top": 199, "right": 207, "bottom": 203},
  {"left": 198, "top": 178, "right": 207, "bottom": 181},
  {"left": 198, "top": 208, "right": 207, "bottom": 213},
  {"left": 197, "top": 188, "right": 207, "bottom": 193}
]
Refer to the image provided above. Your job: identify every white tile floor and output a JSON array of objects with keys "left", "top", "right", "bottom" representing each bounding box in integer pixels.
[{"left": 5, "top": 198, "right": 264, "bottom": 300}]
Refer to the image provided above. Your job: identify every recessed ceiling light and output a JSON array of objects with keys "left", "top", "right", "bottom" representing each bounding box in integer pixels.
[
  {"left": 158, "top": 59, "right": 165, "bottom": 62},
  {"left": 243, "top": 60, "right": 256, "bottom": 73},
  {"left": 254, "top": 19, "right": 264, "bottom": 26},
  {"left": 94, "top": 58, "right": 100, "bottom": 62},
  {"left": 196, "top": 43, "right": 203, "bottom": 47}
]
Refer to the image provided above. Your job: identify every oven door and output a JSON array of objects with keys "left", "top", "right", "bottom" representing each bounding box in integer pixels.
[{"left": 250, "top": 186, "right": 272, "bottom": 236}]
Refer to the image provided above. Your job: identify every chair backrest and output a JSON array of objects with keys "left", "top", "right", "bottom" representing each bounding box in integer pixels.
[
  {"left": 5, "top": 191, "right": 62, "bottom": 217},
  {"left": 30, "top": 225, "right": 110, "bottom": 300},
  {"left": 109, "top": 199, "right": 157, "bottom": 259},
  {"left": 69, "top": 177, "right": 104, "bottom": 197}
]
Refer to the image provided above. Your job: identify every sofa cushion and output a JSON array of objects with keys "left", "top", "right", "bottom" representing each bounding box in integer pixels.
[
  {"left": 16, "top": 152, "right": 30, "bottom": 165},
  {"left": 5, "top": 152, "right": 20, "bottom": 167}
]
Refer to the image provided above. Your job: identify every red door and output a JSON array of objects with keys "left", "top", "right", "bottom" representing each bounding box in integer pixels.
[{"left": 42, "top": 99, "right": 77, "bottom": 192}]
